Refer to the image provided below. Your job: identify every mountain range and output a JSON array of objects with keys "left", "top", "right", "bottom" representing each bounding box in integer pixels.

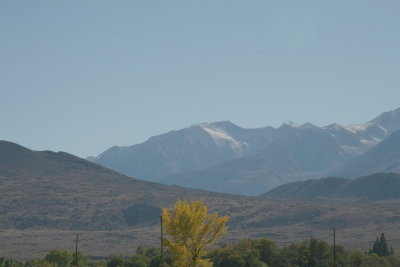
[
  {"left": 91, "top": 108, "right": 400, "bottom": 195},
  {"left": 2, "top": 141, "right": 400, "bottom": 258}
]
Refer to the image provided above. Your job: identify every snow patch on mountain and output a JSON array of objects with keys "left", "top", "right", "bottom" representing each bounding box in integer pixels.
[
  {"left": 199, "top": 124, "right": 248, "bottom": 155},
  {"left": 342, "top": 122, "right": 372, "bottom": 133},
  {"left": 360, "top": 137, "right": 381, "bottom": 147}
]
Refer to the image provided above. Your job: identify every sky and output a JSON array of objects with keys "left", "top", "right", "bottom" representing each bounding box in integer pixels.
[{"left": 0, "top": 0, "right": 399, "bottom": 158}]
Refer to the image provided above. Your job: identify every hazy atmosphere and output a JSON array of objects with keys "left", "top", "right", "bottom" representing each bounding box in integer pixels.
[
  {"left": 1, "top": 0, "right": 399, "bottom": 158},
  {"left": 2, "top": 1, "right": 400, "bottom": 265}
]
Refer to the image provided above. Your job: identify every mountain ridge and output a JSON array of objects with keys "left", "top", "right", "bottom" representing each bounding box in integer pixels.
[
  {"left": 91, "top": 108, "right": 400, "bottom": 195},
  {"left": 161, "top": 110, "right": 400, "bottom": 195},
  {"left": 262, "top": 172, "right": 400, "bottom": 200}
]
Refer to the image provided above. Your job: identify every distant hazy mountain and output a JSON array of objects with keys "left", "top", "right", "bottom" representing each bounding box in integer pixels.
[
  {"left": 90, "top": 121, "right": 280, "bottom": 181},
  {"left": 161, "top": 108, "right": 400, "bottom": 195},
  {"left": 335, "top": 129, "right": 400, "bottom": 178},
  {"left": 92, "top": 108, "right": 400, "bottom": 194},
  {"left": 263, "top": 173, "right": 400, "bottom": 200},
  {"left": 160, "top": 126, "right": 359, "bottom": 195}
]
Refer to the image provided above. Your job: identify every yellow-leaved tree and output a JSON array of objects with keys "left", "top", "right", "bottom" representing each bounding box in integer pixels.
[{"left": 162, "top": 200, "right": 229, "bottom": 267}]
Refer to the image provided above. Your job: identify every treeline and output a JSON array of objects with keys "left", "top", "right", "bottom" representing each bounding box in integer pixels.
[{"left": 1, "top": 237, "right": 399, "bottom": 267}]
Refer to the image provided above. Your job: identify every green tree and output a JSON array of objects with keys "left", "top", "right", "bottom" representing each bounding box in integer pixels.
[
  {"left": 208, "top": 240, "right": 267, "bottom": 267},
  {"left": 129, "top": 254, "right": 149, "bottom": 267},
  {"left": 274, "top": 238, "right": 346, "bottom": 267},
  {"left": 349, "top": 249, "right": 367, "bottom": 267},
  {"left": 0, "top": 257, "right": 23, "bottom": 267},
  {"left": 253, "top": 238, "right": 278, "bottom": 266},
  {"left": 24, "top": 258, "right": 47, "bottom": 267},
  {"left": 135, "top": 245, "right": 146, "bottom": 256},
  {"left": 107, "top": 255, "right": 126, "bottom": 267},
  {"left": 372, "top": 233, "right": 390, "bottom": 257},
  {"left": 44, "top": 249, "right": 74, "bottom": 267},
  {"left": 162, "top": 200, "right": 229, "bottom": 267},
  {"left": 363, "top": 253, "right": 391, "bottom": 267},
  {"left": 72, "top": 251, "right": 89, "bottom": 266},
  {"left": 379, "top": 233, "right": 390, "bottom": 257},
  {"left": 208, "top": 245, "right": 247, "bottom": 267},
  {"left": 386, "top": 254, "right": 400, "bottom": 266}
]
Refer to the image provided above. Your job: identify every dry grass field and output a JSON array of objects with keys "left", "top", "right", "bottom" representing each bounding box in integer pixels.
[{"left": 1, "top": 198, "right": 400, "bottom": 260}]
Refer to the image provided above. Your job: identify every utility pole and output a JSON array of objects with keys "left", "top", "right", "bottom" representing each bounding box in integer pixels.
[
  {"left": 332, "top": 227, "right": 336, "bottom": 267},
  {"left": 160, "top": 215, "right": 164, "bottom": 267},
  {"left": 75, "top": 233, "right": 80, "bottom": 266}
]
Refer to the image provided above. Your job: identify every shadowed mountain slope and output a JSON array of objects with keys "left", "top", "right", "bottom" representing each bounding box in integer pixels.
[{"left": 263, "top": 173, "right": 400, "bottom": 200}]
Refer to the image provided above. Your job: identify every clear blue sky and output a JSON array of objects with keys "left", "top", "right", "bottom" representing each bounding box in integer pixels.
[{"left": 1, "top": 0, "right": 399, "bottom": 158}]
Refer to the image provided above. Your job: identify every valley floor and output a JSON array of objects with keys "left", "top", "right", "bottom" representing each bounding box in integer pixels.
[{"left": 2, "top": 202, "right": 400, "bottom": 261}]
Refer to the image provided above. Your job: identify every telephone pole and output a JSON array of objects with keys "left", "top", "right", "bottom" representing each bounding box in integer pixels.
[
  {"left": 74, "top": 233, "right": 80, "bottom": 266},
  {"left": 332, "top": 227, "right": 336, "bottom": 267},
  {"left": 160, "top": 215, "right": 164, "bottom": 267}
]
